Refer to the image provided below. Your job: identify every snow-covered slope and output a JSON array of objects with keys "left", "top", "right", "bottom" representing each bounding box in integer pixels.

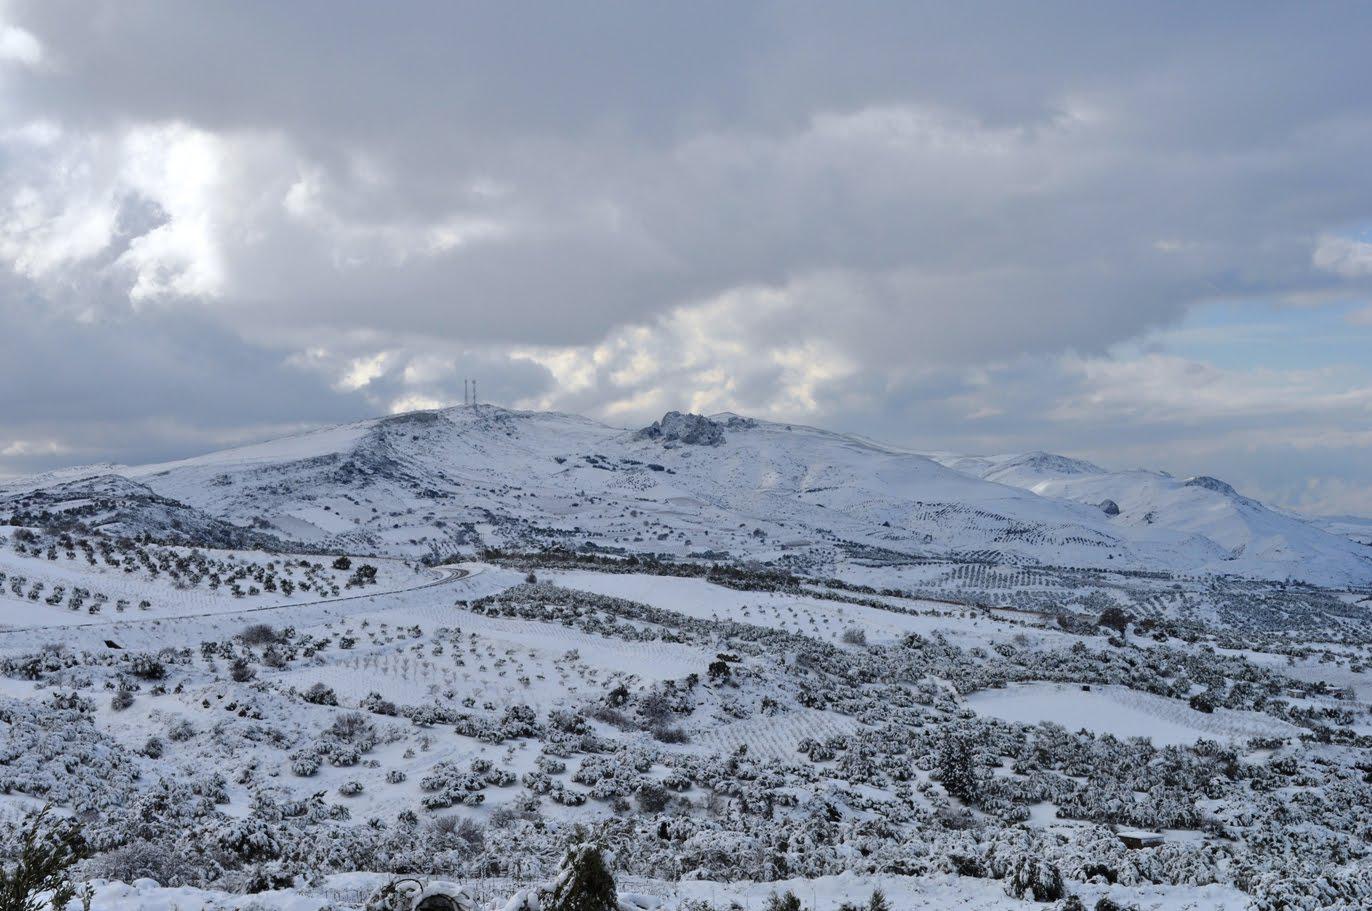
[
  {"left": 6, "top": 406, "right": 1372, "bottom": 588},
  {"left": 109, "top": 407, "right": 1174, "bottom": 573},
  {"left": 928, "top": 449, "right": 1372, "bottom": 586}
]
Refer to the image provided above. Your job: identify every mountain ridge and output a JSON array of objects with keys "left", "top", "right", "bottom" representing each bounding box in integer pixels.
[{"left": 3, "top": 404, "right": 1370, "bottom": 589}]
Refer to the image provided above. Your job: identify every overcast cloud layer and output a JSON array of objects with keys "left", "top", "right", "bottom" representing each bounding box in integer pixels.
[{"left": 2, "top": 1, "right": 1371, "bottom": 514}]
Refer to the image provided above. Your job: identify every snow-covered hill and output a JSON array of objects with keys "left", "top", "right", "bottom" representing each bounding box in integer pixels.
[
  {"left": 5, "top": 406, "right": 1372, "bottom": 589},
  {"left": 926, "top": 449, "right": 1372, "bottom": 587}
]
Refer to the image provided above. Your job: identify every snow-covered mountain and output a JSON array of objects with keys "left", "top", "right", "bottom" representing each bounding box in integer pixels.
[
  {"left": 926, "top": 449, "right": 1372, "bottom": 587},
  {"left": 5, "top": 405, "right": 1371, "bottom": 588}
]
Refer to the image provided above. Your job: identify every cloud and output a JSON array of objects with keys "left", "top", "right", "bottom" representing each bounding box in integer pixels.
[
  {"left": 1286, "top": 478, "right": 1372, "bottom": 520},
  {"left": 1314, "top": 234, "right": 1372, "bottom": 278},
  {"left": 0, "top": 438, "right": 66, "bottom": 458},
  {"left": 0, "top": 270, "right": 378, "bottom": 475},
  {"left": 7, "top": 4, "right": 1372, "bottom": 351},
  {"left": 1048, "top": 353, "right": 1372, "bottom": 426},
  {"left": 0, "top": 22, "right": 40, "bottom": 65}
]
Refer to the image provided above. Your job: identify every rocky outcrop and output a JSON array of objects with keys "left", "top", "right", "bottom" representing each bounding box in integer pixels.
[
  {"left": 1184, "top": 475, "right": 1240, "bottom": 498},
  {"left": 1184, "top": 475, "right": 1259, "bottom": 508},
  {"left": 635, "top": 412, "right": 725, "bottom": 446}
]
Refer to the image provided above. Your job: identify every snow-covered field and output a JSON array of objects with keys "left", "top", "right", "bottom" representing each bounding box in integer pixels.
[
  {"left": 964, "top": 682, "right": 1302, "bottom": 747},
  {"left": 68, "top": 870, "right": 1255, "bottom": 911}
]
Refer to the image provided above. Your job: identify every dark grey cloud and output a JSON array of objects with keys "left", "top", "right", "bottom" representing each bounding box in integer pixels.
[
  {"left": 6, "top": 1, "right": 1371, "bottom": 347},
  {"left": 0, "top": 269, "right": 376, "bottom": 472}
]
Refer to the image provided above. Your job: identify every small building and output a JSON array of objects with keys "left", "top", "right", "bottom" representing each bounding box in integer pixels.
[{"left": 1118, "top": 831, "right": 1165, "bottom": 849}]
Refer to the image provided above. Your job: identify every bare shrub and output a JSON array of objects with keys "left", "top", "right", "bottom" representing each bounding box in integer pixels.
[
  {"left": 635, "top": 781, "right": 671, "bottom": 813},
  {"left": 302, "top": 682, "right": 338, "bottom": 705},
  {"left": 327, "top": 711, "right": 374, "bottom": 741},
  {"left": 240, "top": 623, "right": 279, "bottom": 645},
  {"left": 841, "top": 627, "right": 867, "bottom": 645},
  {"left": 651, "top": 725, "right": 690, "bottom": 744},
  {"left": 85, "top": 839, "right": 198, "bottom": 888}
]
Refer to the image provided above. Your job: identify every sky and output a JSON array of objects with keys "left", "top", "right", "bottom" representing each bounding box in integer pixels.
[{"left": 1, "top": 2, "right": 1371, "bottom": 516}]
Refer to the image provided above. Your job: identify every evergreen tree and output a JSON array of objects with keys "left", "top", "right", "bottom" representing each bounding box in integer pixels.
[
  {"left": 547, "top": 844, "right": 616, "bottom": 911},
  {"left": 764, "top": 892, "right": 803, "bottom": 911},
  {"left": 1098, "top": 606, "right": 1132, "bottom": 635},
  {"left": 0, "top": 807, "right": 87, "bottom": 911},
  {"left": 936, "top": 731, "right": 980, "bottom": 803}
]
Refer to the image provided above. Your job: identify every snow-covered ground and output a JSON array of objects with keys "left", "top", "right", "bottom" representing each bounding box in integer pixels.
[
  {"left": 63, "top": 870, "right": 1254, "bottom": 911},
  {"left": 0, "top": 543, "right": 435, "bottom": 633},
  {"left": 0, "top": 548, "right": 1366, "bottom": 908},
  {"left": 964, "top": 681, "right": 1301, "bottom": 747}
]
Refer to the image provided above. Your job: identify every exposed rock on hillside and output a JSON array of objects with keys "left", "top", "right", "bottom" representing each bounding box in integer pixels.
[{"left": 635, "top": 411, "right": 725, "bottom": 446}]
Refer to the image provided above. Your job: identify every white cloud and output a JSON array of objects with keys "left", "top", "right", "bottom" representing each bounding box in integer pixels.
[
  {"left": 1049, "top": 352, "right": 1372, "bottom": 425},
  {"left": 512, "top": 284, "right": 862, "bottom": 423},
  {"left": 0, "top": 121, "right": 235, "bottom": 300},
  {"left": 0, "top": 22, "right": 41, "bottom": 65},
  {"left": 1, "top": 438, "right": 66, "bottom": 457},
  {"left": 1313, "top": 234, "right": 1372, "bottom": 277},
  {"left": 0, "top": 181, "right": 118, "bottom": 279},
  {"left": 1287, "top": 477, "right": 1372, "bottom": 518},
  {"left": 115, "top": 124, "right": 227, "bottom": 301},
  {"left": 337, "top": 351, "right": 393, "bottom": 392},
  {"left": 388, "top": 393, "right": 450, "bottom": 413}
]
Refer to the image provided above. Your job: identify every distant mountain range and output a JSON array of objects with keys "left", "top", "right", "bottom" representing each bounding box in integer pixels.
[{"left": 3, "top": 406, "right": 1370, "bottom": 589}]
